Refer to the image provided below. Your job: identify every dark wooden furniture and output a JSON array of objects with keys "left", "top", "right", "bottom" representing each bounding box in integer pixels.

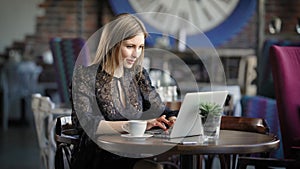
[
  {"left": 237, "top": 156, "right": 300, "bottom": 169},
  {"left": 97, "top": 130, "right": 279, "bottom": 169},
  {"left": 221, "top": 116, "right": 269, "bottom": 134},
  {"left": 53, "top": 115, "right": 277, "bottom": 169},
  {"left": 54, "top": 115, "right": 80, "bottom": 169},
  {"left": 217, "top": 116, "right": 270, "bottom": 169}
]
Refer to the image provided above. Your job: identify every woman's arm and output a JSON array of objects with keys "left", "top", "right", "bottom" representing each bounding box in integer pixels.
[
  {"left": 71, "top": 65, "right": 105, "bottom": 139},
  {"left": 96, "top": 120, "right": 128, "bottom": 134},
  {"left": 97, "top": 115, "right": 171, "bottom": 135}
]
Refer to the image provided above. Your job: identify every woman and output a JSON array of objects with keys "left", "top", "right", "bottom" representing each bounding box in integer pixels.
[{"left": 70, "top": 13, "right": 178, "bottom": 169}]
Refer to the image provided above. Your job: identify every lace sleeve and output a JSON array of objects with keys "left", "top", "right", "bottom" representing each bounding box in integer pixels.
[{"left": 71, "top": 64, "right": 105, "bottom": 140}]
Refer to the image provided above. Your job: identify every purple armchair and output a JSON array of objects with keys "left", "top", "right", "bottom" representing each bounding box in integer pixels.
[
  {"left": 270, "top": 45, "right": 300, "bottom": 159},
  {"left": 237, "top": 45, "right": 300, "bottom": 169}
]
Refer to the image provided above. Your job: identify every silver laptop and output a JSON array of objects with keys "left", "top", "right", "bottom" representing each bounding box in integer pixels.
[{"left": 148, "top": 91, "right": 228, "bottom": 138}]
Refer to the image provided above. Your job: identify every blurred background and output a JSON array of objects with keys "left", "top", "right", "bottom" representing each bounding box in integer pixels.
[{"left": 0, "top": 0, "right": 299, "bottom": 168}]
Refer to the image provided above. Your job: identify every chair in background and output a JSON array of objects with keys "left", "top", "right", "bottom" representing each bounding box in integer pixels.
[
  {"left": 220, "top": 116, "right": 269, "bottom": 134},
  {"left": 1, "top": 60, "right": 42, "bottom": 130},
  {"left": 270, "top": 45, "right": 300, "bottom": 159},
  {"left": 237, "top": 157, "right": 300, "bottom": 169},
  {"left": 237, "top": 45, "right": 300, "bottom": 169},
  {"left": 257, "top": 40, "right": 300, "bottom": 98},
  {"left": 49, "top": 37, "right": 89, "bottom": 107},
  {"left": 31, "top": 94, "right": 45, "bottom": 167},
  {"left": 31, "top": 93, "right": 72, "bottom": 169},
  {"left": 240, "top": 95, "right": 283, "bottom": 158},
  {"left": 32, "top": 94, "right": 55, "bottom": 169},
  {"left": 54, "top": 115, "right": 80, "bottom": 169}
]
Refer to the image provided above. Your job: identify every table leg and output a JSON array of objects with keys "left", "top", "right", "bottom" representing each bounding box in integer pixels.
[
  {"left": 205, "top": 155, "right": 214, "bottom": 169},
  {"left": 219, "top": 154, "right": 239, "bottom": 169},
  {"left": 219, "top": 154, "right": 230, "bottom": 169},
  {"left": 198, "top": 155, "right": 205, "bottom": 169},
  {"left": 180, "top": 155, "right": 198, "bottom": 169}
]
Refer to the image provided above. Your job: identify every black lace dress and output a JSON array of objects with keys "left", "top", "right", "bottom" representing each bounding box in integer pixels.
[{"left": 70, "top": 64, "right": 177, "bottom": 169}]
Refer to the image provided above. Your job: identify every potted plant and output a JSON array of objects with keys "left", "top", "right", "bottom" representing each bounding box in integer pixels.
[
  {"left": 199, "top": 102, "right": 223, "bottom": 140},
  {"left": 199, "top": 102, "right": 223, "bottom": 121}
]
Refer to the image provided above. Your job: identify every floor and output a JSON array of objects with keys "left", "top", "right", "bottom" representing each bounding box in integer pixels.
[{"left": 0, "top": 119, "right": 41, "bottom": 169}]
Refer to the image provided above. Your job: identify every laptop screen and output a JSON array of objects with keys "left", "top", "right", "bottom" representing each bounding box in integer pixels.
[{"left": 169, "top": 91, "right": 228, "bottom": 138}]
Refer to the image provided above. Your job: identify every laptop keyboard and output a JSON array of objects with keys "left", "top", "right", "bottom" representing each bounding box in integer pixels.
[{"left": 146, "top": 127, "right": 173, "bottom": 138}]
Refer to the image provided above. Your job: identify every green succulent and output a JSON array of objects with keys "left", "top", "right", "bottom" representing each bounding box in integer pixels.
[{"left": 199, "top": 102, "right": 223, "bottom": 117}]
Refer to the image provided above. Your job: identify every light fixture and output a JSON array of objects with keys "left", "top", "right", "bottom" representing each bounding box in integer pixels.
[
  {"left": 296, "top": 17, "right": 300, "bottom": 34},
  {"left": 269, "top": 17, "right": 282, "bottom": 34}
]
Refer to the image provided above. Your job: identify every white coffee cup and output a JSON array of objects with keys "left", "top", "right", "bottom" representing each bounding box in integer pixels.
[{"left": 124, "top": 120, "right": 147, "bottom": 137}]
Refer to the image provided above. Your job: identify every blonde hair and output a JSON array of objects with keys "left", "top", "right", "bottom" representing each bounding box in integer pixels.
[{"left": 93, "top": 13, "right": 148, "bottom": 74}]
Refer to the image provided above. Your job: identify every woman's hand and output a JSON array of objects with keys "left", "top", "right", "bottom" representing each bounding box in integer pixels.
[{"left": 146, "top": 115, "right": 172, "bottom": 130}]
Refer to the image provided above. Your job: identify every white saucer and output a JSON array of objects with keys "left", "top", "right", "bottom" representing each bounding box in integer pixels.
[{"left": 121, "top": 134, "right": 153, "bottom": 140}]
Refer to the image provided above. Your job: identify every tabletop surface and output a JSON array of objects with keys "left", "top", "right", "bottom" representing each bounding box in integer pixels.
[{"left": 96, "top": 130, "right": 280, "bottom": 158}]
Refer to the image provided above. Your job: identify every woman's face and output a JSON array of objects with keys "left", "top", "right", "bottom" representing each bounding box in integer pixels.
[{"left": 120, "top": 33, "right": 145, "bottom": 69}]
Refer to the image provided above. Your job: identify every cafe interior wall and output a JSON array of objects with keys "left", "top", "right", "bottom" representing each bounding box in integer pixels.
[
  {"left": 1, "top": 0, "right": 300, "bottom": 94},
  {"left": 0, "top": 0, "right": 44, "bottom": 58}
]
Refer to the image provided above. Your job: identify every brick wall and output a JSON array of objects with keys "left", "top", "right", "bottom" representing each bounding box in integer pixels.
[
  {"left": 265, "top": 0, "right": 300, "bottom": 35},
  {"left": 9, "top": 0, "right": 300, "bottom": 58},
  {"left": 31, "top": 0, "right": 109, "bottom": 56},
  {"left": 222, "top": 0, "right": 300, "bottom": 49}
]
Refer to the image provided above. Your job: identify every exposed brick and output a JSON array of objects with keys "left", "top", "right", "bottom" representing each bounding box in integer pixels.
[{"left": 4, "top": 0, "right": 299, "bottom": 58}]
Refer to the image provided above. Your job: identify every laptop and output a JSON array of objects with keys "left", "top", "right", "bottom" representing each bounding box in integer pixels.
[{"left": 147, "top": 90, "right": 228, "bottom": 139}]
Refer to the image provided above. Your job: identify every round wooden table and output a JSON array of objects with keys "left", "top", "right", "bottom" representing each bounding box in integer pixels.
[{"left": 96, "top": 130, "right": 279, "bottom": 169}]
